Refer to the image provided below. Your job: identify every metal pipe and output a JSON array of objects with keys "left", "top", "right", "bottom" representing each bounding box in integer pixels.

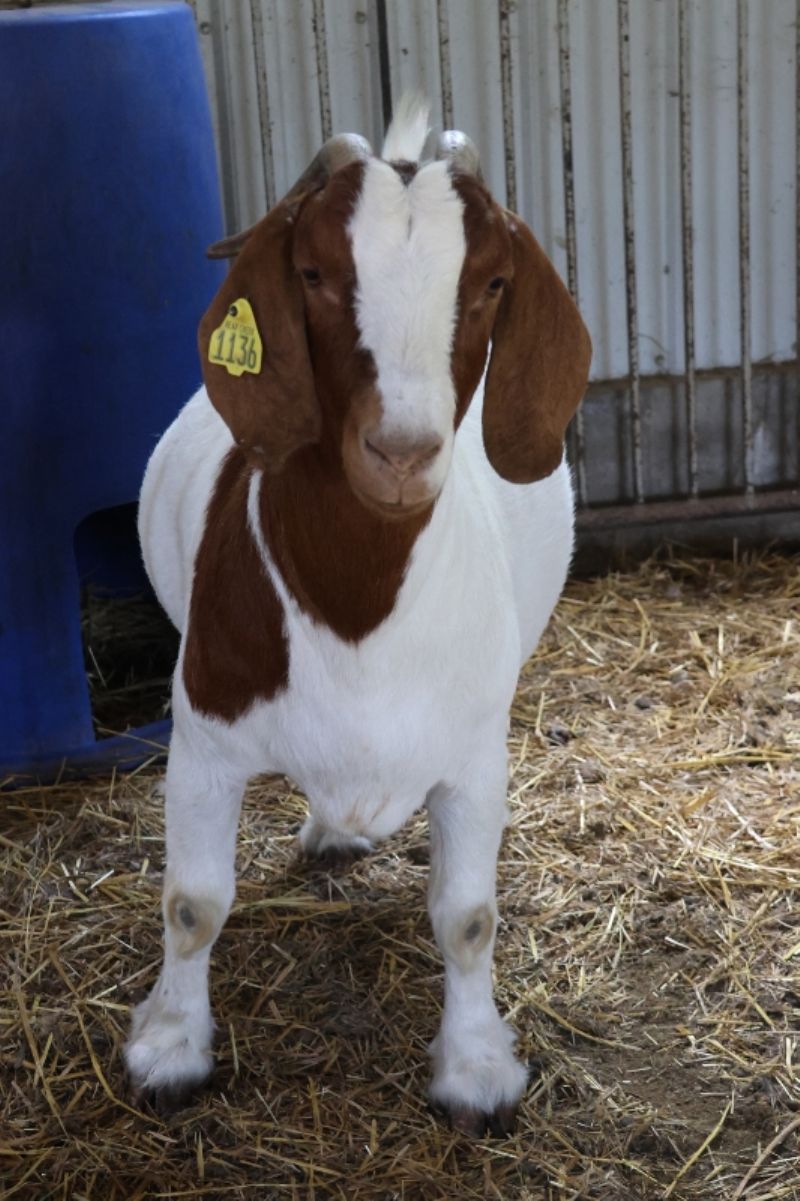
[
  {"left": 375, "top": 0, "right": 393, "bottom": 134},
  {"left": 577, "top": 488, "right": 800, "bottom": 531},
  {"left": 558, "top": 0, "right": 587, "bottom": 505},
  {"left": 796, "top": 0, "right": 800, "bottom": 475},
  {"left": 197, "top": 1, "right": 239, "bottom": 233},
  {"left": 617, "top": 0, "right": 644, "bottom": 503},
  {"left": 312, "top": 0, "right": 332, "bottom": 142},
  {"left": 678, "top": 0, "right": 698, "bottom": 498},
  {"left": 498, "top": 0, "right": 517, "bottom": 212},
  {"left": 436, "top": 0, "right": 454, "bottom": 129},
  {"left": 738, "top": 0, "right": 753, "bottom": 494},
  {"left": 557, "top": 0, "right": 578, "bottom": 303},
  {"left": 248, "top": 0, "right": 276, "bottom": 210}
]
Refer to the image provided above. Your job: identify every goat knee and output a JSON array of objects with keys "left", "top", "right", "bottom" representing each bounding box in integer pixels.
[
  {"left": 165, "top": 889, "right": 226, "bottom": 958},
  {"left": 432, "top": 902, "right": 496, "bottom": 971}
]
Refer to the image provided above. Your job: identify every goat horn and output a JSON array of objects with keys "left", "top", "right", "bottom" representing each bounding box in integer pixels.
[
  {"left": 283, "top": 131, "right": 373, "bottom": 204},
  {"left": 435, "top": 130, "right": 482, "bottom": 180},
  {"left": 206, "top": 132, "right": 372, "bottom": 260},
  {"left": 315, "top": 132, "right": 373, "bottom": 177}
]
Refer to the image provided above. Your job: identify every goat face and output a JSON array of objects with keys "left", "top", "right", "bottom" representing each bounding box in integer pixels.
[
  {"left": 291, "top": 158, "right": 513, "bottom": 519},
  {"left": 200, "top": 134, "right": 590, "bottom": 516}
]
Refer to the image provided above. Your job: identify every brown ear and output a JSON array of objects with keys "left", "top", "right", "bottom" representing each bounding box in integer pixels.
[
  {"left": 198, "top": 203, "right": 320, "bottom": 473},
  {"left": 483, "top": 216, "right": 592, "bottom": 484}
]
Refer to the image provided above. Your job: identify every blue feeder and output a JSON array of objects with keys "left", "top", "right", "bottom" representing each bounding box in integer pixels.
[{"left": 0, "top": 1, "right": 225, "bottom": 781}]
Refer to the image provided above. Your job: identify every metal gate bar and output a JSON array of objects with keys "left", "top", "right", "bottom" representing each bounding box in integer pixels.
[
  {"left": 558, "top": 0, "right": 587, "bottom": 505},
  {"left": 198, "top": 0, "right": 798, "bottom": 531},
  {"left": 498, "top": 0, "right": 517, "bottom": 214},
  {"left": 248, "top": 0, "right": 276, "bottom": 211},
  {"left": 436, "top": 0, "right": 454, "bottom": 129},
  {"left": 312, "top": 0, "right": 332, "bottom": 142},
  {"left": 737, "top": 0, "right": 753, "bottom": 495},
  {"left": 617, "top": 0, "right": 644, "bottom": 503},
  {"left": 796, "top": 0, "right": 800, "bottom": 422},
  {"left": 578, "top": 487, "right": 800, "bottom": 531},
  {"left": 375, "top": 0, "right": 393, "bottom": 133},
  {"left": 678, "top": 0, "right": 698, "bottom": 498}
]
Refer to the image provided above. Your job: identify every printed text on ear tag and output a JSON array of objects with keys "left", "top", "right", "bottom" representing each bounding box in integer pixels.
[{"left": 208, "top": 298, "right": 263, "bottom": 376}]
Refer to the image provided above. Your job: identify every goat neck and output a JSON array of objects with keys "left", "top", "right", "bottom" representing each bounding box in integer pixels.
[{"left": 258, "top": 439, "right": 433, "bottom": 642}]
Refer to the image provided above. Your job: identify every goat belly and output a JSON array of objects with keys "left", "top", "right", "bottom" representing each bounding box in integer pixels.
[{"left": 252, "top": 677, "right": 514, "bottom": 843}]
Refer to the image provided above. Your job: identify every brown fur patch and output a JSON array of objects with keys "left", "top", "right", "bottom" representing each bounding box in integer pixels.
[
  {"left": 191, "top": 160, "right": 581, "bottom": 701},
  {"left": 183, "top": 449, "right": 289, "bottom": 721},
  {"left": 198, "top": 162, "right": 368, "bottom": 475},
  {"left": 260, "top": 164, "right": 433, "bottom": 641},
  {"left": 260, "top": 448, "right": 430, "bottom": 642},
  {"left": 483, "top": 214, "right": 592, "bottom": 484},
  {"left": 451, "top": 172, "right": 592, "bottom": 483},
  {"left": 198, "top": 203, "right": 321, "bottom": 474},
  {"left": 449, "top": 174, "right": 513, "bottom": 426},
  {"left": 187, "top": 163, "right": 431, "bottom": 720},
  {"left": 390, "top": 159, "right": 419, "bottom": 185}
]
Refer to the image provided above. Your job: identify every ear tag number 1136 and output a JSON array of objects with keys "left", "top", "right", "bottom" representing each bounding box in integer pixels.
[{"left": 208, "top": 298, "right": 263, "bottom": 377}]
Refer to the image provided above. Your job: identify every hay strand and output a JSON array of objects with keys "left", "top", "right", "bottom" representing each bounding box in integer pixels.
[{"left": 731, "top": 1113, "right": 800, "bottom": 1200}]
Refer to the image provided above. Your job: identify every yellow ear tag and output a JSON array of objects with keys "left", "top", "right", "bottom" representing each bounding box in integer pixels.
[{"left": 208, "top": 298, "right": 263, "bottom": 377}]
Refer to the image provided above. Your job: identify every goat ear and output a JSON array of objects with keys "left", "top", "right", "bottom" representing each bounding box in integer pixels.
[
  {"left": 482, "top": 215, "right": 591, "bottom": 484},
  {"left": 198, "top": 203, "right": 320, "bottom": 473}
]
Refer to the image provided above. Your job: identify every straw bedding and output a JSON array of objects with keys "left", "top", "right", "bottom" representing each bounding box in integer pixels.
[{"left": 2, "top": 550, "right": 799, "bottom": 1200}]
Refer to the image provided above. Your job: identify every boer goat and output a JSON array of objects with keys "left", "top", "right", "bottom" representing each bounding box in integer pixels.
[{"left": 126, "top": 98, "right": 591, "bottom": 1136}]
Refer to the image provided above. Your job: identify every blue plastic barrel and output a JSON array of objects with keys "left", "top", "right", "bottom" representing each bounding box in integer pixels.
[{"left": 0, "top": 1, "right": 225, "bottom": 780}]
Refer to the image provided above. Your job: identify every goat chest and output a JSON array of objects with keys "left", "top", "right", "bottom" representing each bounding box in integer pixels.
[{"left": 144, "top": 391, "right": 574, "bottom": 842}]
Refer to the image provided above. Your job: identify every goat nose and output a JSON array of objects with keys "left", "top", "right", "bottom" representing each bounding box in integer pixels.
[{"left": 364, "top": 433, "right": 443, "bottom": 478}]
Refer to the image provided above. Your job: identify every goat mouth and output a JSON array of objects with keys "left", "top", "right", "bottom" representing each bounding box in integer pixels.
[{"left": 350, "top": 486, "right": 435, "bottom": 522}]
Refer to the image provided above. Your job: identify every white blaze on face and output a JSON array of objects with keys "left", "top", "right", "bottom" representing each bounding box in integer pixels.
[{"left": 348, "top": 160, "right": 466, "bottom": 486}]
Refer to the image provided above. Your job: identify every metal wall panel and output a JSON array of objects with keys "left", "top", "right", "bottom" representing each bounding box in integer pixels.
[
  {"left": 195, "top": 0, "right": 796, "bottom": 380},
  {"left": 189, "top": 0, "right": 797, "bottom": 517}
]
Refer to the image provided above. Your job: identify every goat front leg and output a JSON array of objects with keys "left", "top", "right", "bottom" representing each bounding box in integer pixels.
[
  {"left": 125, "top": 726, "right": 245, "bottom": 1104},
  {"left": 426, "top": 745, "right": 528, "bottom": 1137}
]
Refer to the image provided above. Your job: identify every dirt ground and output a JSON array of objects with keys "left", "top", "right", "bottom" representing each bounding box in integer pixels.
[{"left": 2, "top": 550, "right": 799, "bottom": 1200}]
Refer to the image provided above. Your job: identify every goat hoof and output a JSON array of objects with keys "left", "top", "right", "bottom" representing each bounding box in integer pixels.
[
  {"left": 429, "top": 1014, "right": 528, "bottom": 1138},
  {"left": 441, "top": 1101, "right": 518, "bottom": 1138},
  {"left": 125, "top": 994, "right": 214, "bottom": 1108},
  {"left": 129, "top": 1073, "right": 210, "bottom": 1115},
  {"left": 314, "top": 842, "right": 371, "bottom": 871},
  {"left": 447, "top": 1103, "right": 485, "bottom": 1138},
  {"left": 488, "top": 1101, "right": 518, "bottom": 1137},
  {"left": 126, "top": 1037, "right": 214, "bottom": 1111}
]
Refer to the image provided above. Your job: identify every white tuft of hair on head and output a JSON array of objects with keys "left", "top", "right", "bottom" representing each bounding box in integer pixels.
[{"left": 381, "top": 92, "right": 431, "bottom": 164}]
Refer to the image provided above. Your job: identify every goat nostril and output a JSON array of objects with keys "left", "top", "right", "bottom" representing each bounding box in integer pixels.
[
  {"left": 364, "top": 437, "right": 391, "bottom": 467},
  {"left": 363, "top": 435, "right": 442, "bottom": 477},
  {"left": 414, "top": 438, "right": 443, "bottom": 468}
]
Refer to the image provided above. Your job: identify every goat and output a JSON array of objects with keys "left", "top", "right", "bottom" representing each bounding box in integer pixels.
[{"left": 125, "top": 96, "right": 591, "bottom": 1137}]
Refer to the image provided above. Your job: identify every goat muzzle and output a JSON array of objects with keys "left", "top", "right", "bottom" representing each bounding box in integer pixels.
[
  {"left": 342, "top": 423, "right": 445, "bottom": 519},
  {"left": 363, "top": 432, "right": 443, "bottom": 481}
]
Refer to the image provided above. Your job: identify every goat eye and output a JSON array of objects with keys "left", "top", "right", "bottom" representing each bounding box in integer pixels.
[
  {"left": 488, "top": 276, "right": 505, "bottom": 293},
  {"left": 301, "top": 267, "right": 321, "bottom": 286}
]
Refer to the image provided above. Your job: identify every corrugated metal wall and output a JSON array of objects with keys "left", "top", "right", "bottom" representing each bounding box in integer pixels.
[{"left": 193, "top": 0, "right": 798, "bottom": 524}]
